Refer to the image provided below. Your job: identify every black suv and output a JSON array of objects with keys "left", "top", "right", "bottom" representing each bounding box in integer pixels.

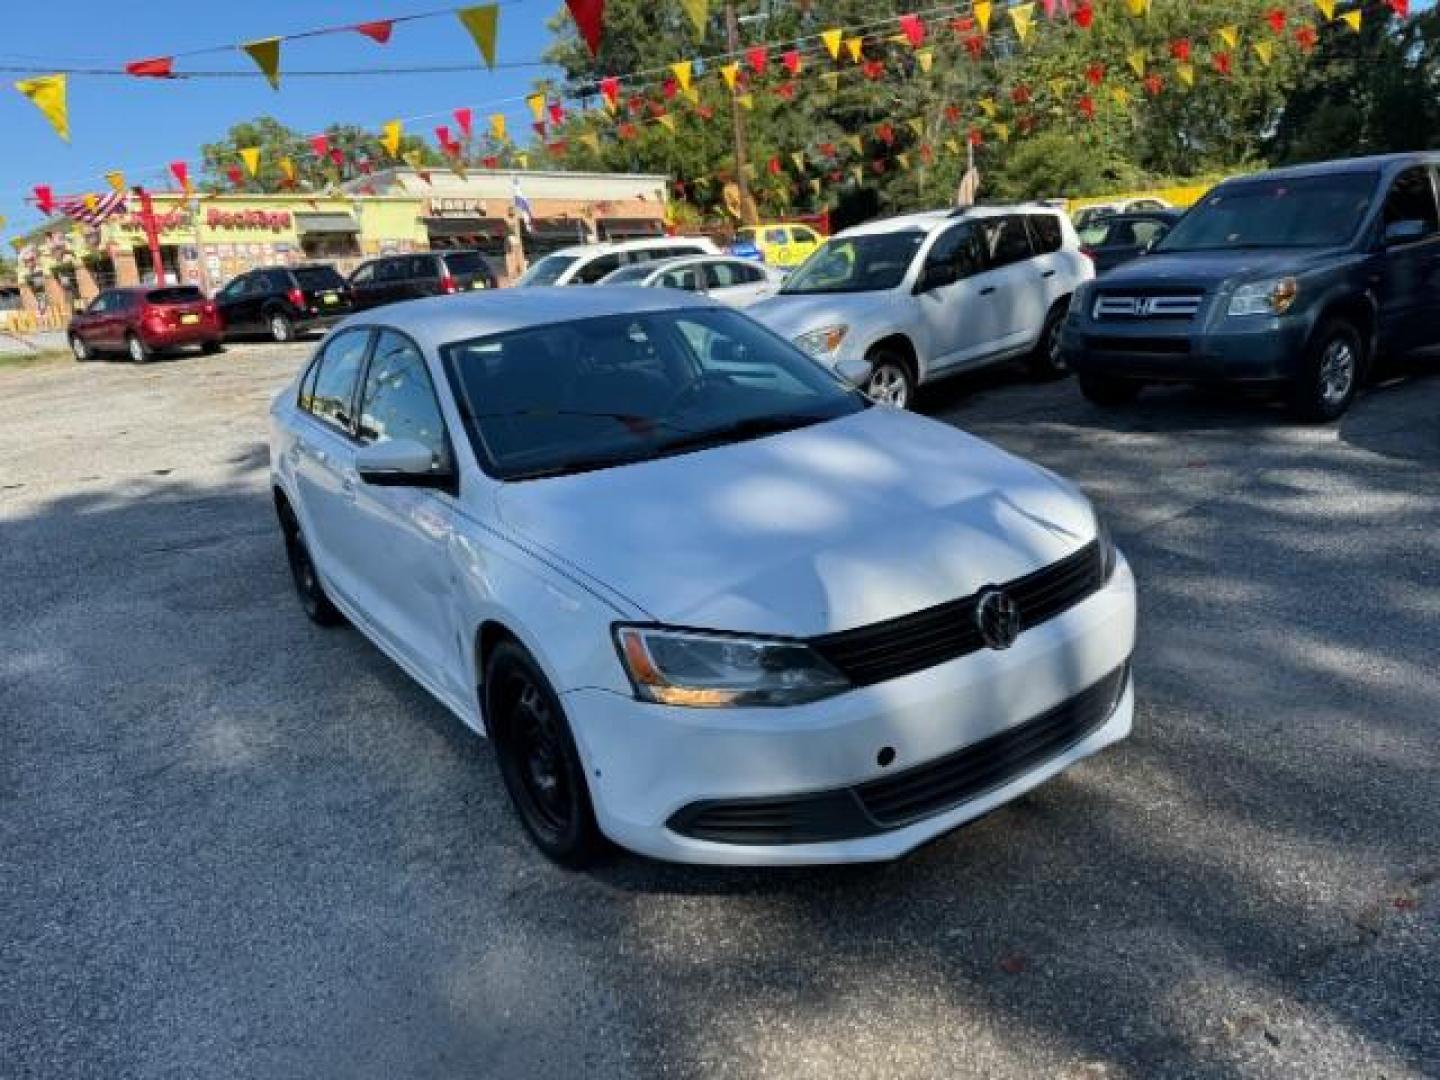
[
  {"left": 348, "top": 251, "right": 499, "bottom": 312},
  {"left": 1063, "top": 153, "right": 1440, "bottom": 420},
  {"left": 214, "top": 264, "right": 354, "bottom": 343}
]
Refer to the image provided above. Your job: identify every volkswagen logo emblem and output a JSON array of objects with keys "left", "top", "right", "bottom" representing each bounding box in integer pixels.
[{"left": 975, "top": 588, "right": 1022, "bottom": 650}]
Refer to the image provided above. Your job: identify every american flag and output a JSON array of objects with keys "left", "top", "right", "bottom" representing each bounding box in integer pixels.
[
  {"left": 511, "top": 177, "right": 533, "bottom": 232},
  {"left": 55, "top": 190, "right": 128, "bottom": 226}
]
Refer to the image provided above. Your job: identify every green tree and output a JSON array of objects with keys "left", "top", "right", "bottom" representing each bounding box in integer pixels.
[{"left": 199, "top": 117, "right": 441, "bottom": 193}]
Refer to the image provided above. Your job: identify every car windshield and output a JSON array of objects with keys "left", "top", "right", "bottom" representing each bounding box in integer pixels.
[
  {"left": 516, "top": 254, "right": 579, "bottom": 286},
  {"left": 781, "top": 231, "right": 926, "bottom": 294},
  {"left": 1158, "top": 173, "right": 1378, "bottom": 252},
  {"left": 599, "top": 264, "right": 657, "bottom": 285},
  {"left": 440, "top": 307, "right": 867, "bottom": 481},
  {"left": 441, "top": 252, "right": 489, "bottom": 275}
]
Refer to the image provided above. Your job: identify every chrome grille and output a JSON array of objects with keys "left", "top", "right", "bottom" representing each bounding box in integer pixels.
[{"left": 1093, "top": 294, "right": 1203, "bottom": 320}]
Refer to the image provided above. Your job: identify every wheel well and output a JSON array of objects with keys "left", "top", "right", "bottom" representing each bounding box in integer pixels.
[
  {"left": 865, "top": 335, "right": 918, "bottom": 379},
  {"left": 475, "top": 620, "right": 519, "bottom": 734},
  {"left": 1320, "top": 297, "right": 1376, "bottom": 363},
  {"left": 272, "top": 487, "right": 297, "bottom": 533}
]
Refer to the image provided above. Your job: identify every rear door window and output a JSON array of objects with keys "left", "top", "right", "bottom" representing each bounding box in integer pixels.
[
  {"left": 303, "top": 328, "right": 371, "bottom": 433},
  {"left": 574, "top": 253, "right": 622, "bottom": 284},
  {"left": 1381, "top": 166, "right": 1440, "bottom": 241},
  {"left": 981, "top": 216, "right": 1036, "bottom": 268},
  {"left": 409, "top": 255, "right": 441, "bottom": 280},
  {"left": 1025, "top": 214, "right": 1064, "bottom": 254}
]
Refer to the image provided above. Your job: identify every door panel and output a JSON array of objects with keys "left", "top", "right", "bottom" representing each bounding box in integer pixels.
[
  {"left": 914, "top": 222, "right": 995, "bottom": 372},
  {"left": 1377, "top": 166, "right": 1440, "bottom": 352},
  {"left": 978, "top": 216, "right": 1046, "bottom": 355}
]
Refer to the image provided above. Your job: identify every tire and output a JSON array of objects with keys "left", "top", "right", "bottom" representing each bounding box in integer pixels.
[
  {"left": 125, "top": 333, "right": 150, "bottom": 364},
  {"left": 279, "top": 509, "right": 342, "bottom": 626},
  {"left": 864, "top": 349, "right": 916, "bottom": 409},
  {"left": 268, "top": 311, "right": 294, "bottom": 343},
  {"left": 1026, "top": 303, "right": 1070, "bottom": 380},
  {"left": 201, "top": 339, "right": 222, "bottom": 355},
  {"left": 1079, "top": 372, "right": 1142, "bottom": 407},
  {"left": 1288, "top": 318, "right": 1362, "bottom": 423},
  {"left": 485, "top": 641, "right": 607, "bottom": 868},
  {"left": 69, "top": 334, "right": 91, "bottom": 362}
]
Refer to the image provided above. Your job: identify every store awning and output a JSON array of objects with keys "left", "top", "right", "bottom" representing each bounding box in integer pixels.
[
  {"left": 294, "top": 212, "right": 360, "bottom": 235},
  {"left": 597, "top": 217, "right": 665, "bottom": 241},
  {"left": 423, "top": 217, "right": 508, "bottom": 239}
]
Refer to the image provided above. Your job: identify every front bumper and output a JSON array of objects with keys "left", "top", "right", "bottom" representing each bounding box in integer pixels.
[
  {"left": 562, "top": 554, "right": 1137, "bottom": 865},
  {"left": 1062, "top": 316, "right": 1309, "bottom": 384}
]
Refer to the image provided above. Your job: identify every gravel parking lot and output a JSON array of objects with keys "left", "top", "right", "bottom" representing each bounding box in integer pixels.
[{"left": 2, "top": 339, "right": 1437, "bottom": 1079}]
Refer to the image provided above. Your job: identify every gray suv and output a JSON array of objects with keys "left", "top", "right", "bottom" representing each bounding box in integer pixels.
[{"left": 1062, "top": 153, "right": 1440, "bottom": 420}]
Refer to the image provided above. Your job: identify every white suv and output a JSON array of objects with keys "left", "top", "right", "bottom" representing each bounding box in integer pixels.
[
  {"left": 750, "top": 206, "right": 1092, "bottom": 408},
  {"left": 516, "top": 237, "right": 721, "bottom": 287}
]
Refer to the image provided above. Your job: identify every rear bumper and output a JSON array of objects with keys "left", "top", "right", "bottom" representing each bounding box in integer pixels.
[
  {"left": 139, "top": 324, "right": 221, "bottom": 348},
  {"left": 1062, "top": 317, "right": 1309, "bottom": 384}
]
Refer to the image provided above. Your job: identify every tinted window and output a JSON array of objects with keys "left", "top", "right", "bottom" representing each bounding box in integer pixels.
[
  {"left": 599, "top": 264, "right": 655, "bottom": 285},
  {"left": 657, "top": 267, "right": 702, "bottom": 291},
  {"left": 441, "top": 252, "right": 489, "bottom": 277},
  {"left": 357, "top": 331, "right": 449, "bottom": 466},
  {"left": 145, "top": 287, "right": 203, "bottom": 305},
  {"left": 294, "top": 265, "right": 346, "bottom": 290},
  {"left": 1129, "top": 218, "right": 1171, "bottom": 246},
  {"left": 303, "top": 328, "right": 370, "bottom": 432},
  {"left": 350, "top": 263, "right": 375, "bottom": 285},
  {"left": 516, "top": 254, "right": 578, "bottom": 286},
  {"left": 981, "top": 216, "right": 1035, "bottom": 267},
  {"left": 265, "top": 270, "right": 293, "bottom": 292},
  {"left": 1381, "top": 167, "right": 1439, "bottom": 240},
  {"left": 1160, "top": 173, "right": 1378, "bottom": 252},
  {"left": 219, "top": 275, "right": 250, "bottom": 299},
  {"left": 409, "top": 255, "right": 440, "bottom": 279},
  {"left": 704, "top": 262, "right": 743, "bottom": 287},
  {"left": 765, "top": 229, "right": 789, "bottom": 245},
  {"left": 574, "top": 253, "right": 622, "bottom": 284},
  {"left": 441, "top": 308, "right": 865, "bottom": 480},
  {"left": 1026, "top": 214, "right": 1064, "bottom": 254},
  {"left": 926, "top": 222, "right": 987, "bottom": 279},
  {"left": 782, "top": 231, "right": 926, "bottom": 294}
]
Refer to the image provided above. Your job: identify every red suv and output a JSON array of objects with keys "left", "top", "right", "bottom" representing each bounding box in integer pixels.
[{"left": 69, "top": 286, "right": 223, "bottom": 363}]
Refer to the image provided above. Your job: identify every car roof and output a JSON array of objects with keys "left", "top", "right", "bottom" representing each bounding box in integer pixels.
[
  {"left": 544, "top": 237, "right": 716, "bottom": 258},
  {"left": 343, "top": 287, "right": 722, "bottom": 351},
  {"left": 1232, "top": 152, "right": 1440, "bottom": 184},
  {"left": 835, "top": 204, "right": 1060, "bottom": 239}
]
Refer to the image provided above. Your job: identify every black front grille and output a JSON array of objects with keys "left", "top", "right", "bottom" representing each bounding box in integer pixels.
[
  {"left": 809, "top": 541, "right": 1105, "bottom": 687},
  {"left": 667, "top": 663, "right": 1130, "bottom": 846},
  {"left": 1086, "top": 335, "right": 1191, "bottom": 356}
]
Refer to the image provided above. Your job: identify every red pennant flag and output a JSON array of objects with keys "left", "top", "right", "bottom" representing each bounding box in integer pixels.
[
  {"left": 309, "top": 134, "right": 330, "bottom": 159},
  {"left": 1011, "top": 84, "right": 1032, "bottom": 104},
  {"left": 1265, "top": 9, "right": 1287, "bottom": 32},
  {"left": 169, "top": 161, "right": 190, "bottom": 190},
  {"left": 1074, "top": 2, "right": 1094, "bottom": 29},
  {"left": 1213, "top": 51, "right": 1232, "bottom": 76},
  {"left": 547, "top": 140, "right": 569, "bottom": 155},
  {"left": 919, "top": 144, "right": 934, "bottom": 164},
  {"left": 454, "top": 107, "right": 473, "bottom": 139},
  {"left": 829, "top": 169, "right": 843, "bottom": 183},
  {"left": 863, "top": 60, "right": 885, "bottom": 80},
  {"left": 33, "top": 185, "right": 54, "bottom": 214},
  {"left": 648, "top": 100, "right": 668, "bottom": 118},
  {"left": 819, "top": 141, "right": 836, "bottom": 157},
  {"left": 662, "top": 77, "right": 678, "bottom": 100},
  {"left": 767, "top": 156, "right": 782, "bottom": 176},
  {"left": 627, "top": 94, "right": 646, "bottom": 116},
  {"left": 549, "top": 101, "right": 566, "bottom": 125},
  {"left": 355, "top": 20, "right": 394, "bottom": 43},
  {"left": 126, "top": 56, "right": 175, "bottom": 78},
  {"left": 533, "top": 121, "right": 547, "bottom": 137},
  {"left": 944, "top": 104, "right": 962, "bottom": 124},
  {"left": 876, "top": 121, "right": 895, "bottom": 145},
  {"left": 617, "top": 122, "right": 638, "bottom": 140},
  {"left": 746, "top": 45, "right": 768, "bottom": 75},
  {"left": 871, "top": 159, "right": 886, "bottom": 175},
  {"left": 599, "top": 76, "right": 620, "bottom": 108},
  {"left": 952, "top": 16, "right": 975, "bottom": 33},
  {"left": 1294, "top": 25, "right": 1318, "bottom": 51},
  {"left": 968, "top": 127, "right": 984, "bottom": 147},
  {"left": 226, "top": 166, "right": 244, "bottom": 187},
  {"left": 1085, "top": 63, "right": 1105, "bottom": 86},
  {"left": 566, "top": 0, "right": 604, "bottom": 56},
  {"left": 435, "top": 125, "right": 453, "bottom": 149},
  {"left": 443, "top": 141, "right": 463, "bottom": 159},
  {"left": 775, "top": 81, "right": 797, "bottom": 100},
  {"left": 782, "top": 49, "right": 801, "bottom": 75},
  {"left": 899, "top": 14, "right": 926, "bottom": 47},
  {"left": 328, "top": 148, "right": 345, "bottom": 167},
  {"left": 358, "top": 159, "right": 373, "bottom": 175},
  {"left": 1144, "top": 72, "right": 1165, "bottom": 95},
  {"left": 482, "top": 155, "right": 499, "bottom": 169},
  {"left": 963, "top": 34, "right": 985, "bottom": 59},
  {"left": 1170, "top": 39, "right": 1191, "bottom": 62},
  {"left": 1078, "top": 95, "right": 1096, "bottom": 120},
  {"left": 1388, "top": 0, "right": 1409, "bottom": 15}
]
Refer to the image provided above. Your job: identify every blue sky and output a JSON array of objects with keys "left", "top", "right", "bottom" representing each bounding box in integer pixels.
[{"left": 2, "top": 1, "right": 564, "bottom": 235}]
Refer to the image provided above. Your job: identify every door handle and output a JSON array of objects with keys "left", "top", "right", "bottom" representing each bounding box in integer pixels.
[
  {"left": 979, "top": 286, "right": 997, "bottom": 296},
  {"left": 1041, "top": 269, "right": 1057, "bottom": 279}
]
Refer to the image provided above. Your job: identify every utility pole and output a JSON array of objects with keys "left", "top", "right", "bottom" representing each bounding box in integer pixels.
[{"left": 724, "top": 0, "right": 758, "bottom": 226}]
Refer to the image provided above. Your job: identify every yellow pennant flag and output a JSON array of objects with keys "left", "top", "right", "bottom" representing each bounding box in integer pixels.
[
  {"left": 845, "top": 134, "right": 863, "bottom": 155},
  {"left": 1176, "top": 62, "right": 1195, "bottom": 87},
  {"left": 810, "top": 178, "right": 822, "bottom": 197},
  {"left": 489, "top": 113, "right": 507, "bottom": 141},
  {"left": 1009, "top": 4, "right": 1035, "bottom": 43},
  {"left": 850, "top": 165, "right": 863, "bottom": 185},
  {"left": 1112, "top": 86, "right": 1132, "bottom": 107},
  {"left": 822, "top": 71, "right": 841, "bottom": 92},
  {"left": 457, "top": 5, "right": 500, "bottom": 69},
  {"left": 1127, "top": 49, "right": 1147, "bottom": 77},
  {"left": 821, "top": 28, "right": 843, "bottom": 59},
  {"left": 526, "top": 93, "right": 545, "bottom": 122},
  {"left": 14, "top": 74, "right": 68, "bottom": 141},
  {"left": 84, "top": 194, "right": 99, "bottom": 212},
  {"left": 1341, "top": 9, "right": 1362, "bottom": 32},
  {"left": 239, "top": 146, "right": 261, "bottom": 177},
  {"left": 978, "top": 96, "right": 998, "bottom": 118},
  {"left": 791, "top": 151, "right": 805, "bottom": 171},
  {"left": 1253, "top": 40, "right": 1275, "bottom": 65},
  {"left": 844, "top": 37, "right": 863, "bottom": 62},
  {"left": 242, "top": 38, "right": 281, "bottom": 90},
  {"left": 580, "top": 130, "right": 602, "bottom": 151},
  {"left": 671, "top": 61, "right": 693, "bottom": 93},
  {"left": 906, "top": 117, "right": 925, "bottom": 137},
  {"left": 1049, "top": 77, "right": 1069, "bottom": 98},
  {"left": 655, "top": 113, "right": 675, "bottom": 131},
  {"left": 380, "top": 120, "right": 403, "bottom": 157},
  {"left": 279, "top": 157, "right": 296, "bottom": 184},
  {"left": 1124, "top": 0, "right": 1150, "bottom": 15},
  {"left": 944, "top": 138, "right": 961, "bottom": 155},
  {"left": 516, "top": 151, "right": 530, "bottom": 169},
  {"left": 916, "top": 48, "right": 934, "bottom": 73},
  {"left": 720, "top": 62, "right": 740, "bottom": 91},
  {"left": 105, "top": 170, "right": 127, "bottom": 195},
  {"left": 994, "top": 123, "right": 1010, "bottom": 143},
  {"left": 1314, "top": 0, "right": 1336, "bottom": 20},
  {"left": 679, "top": 0, "right": 708, "bottom": 37},
  {"left": 684, "top": 85, "right": 700, "bottom": 106},
  {"left": 974, "top": 1, "right": 993, "bottom": 34},
  {"left": 896, "top": 152, "right": 911, "bottom": 171},
  {"left": 736, "top": 93, "right": 754, "bottom": 111},
  {"left": 1217, "top": 25, "right": 1239, "bottom": 49}
]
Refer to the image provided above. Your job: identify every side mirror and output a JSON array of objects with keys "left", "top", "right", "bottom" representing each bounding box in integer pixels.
[
  {"left": 1384, "top": 219, "right": 1427, "bottom": 246},
  {"left": 916, "top": 261, "right": 959, "bottom": 293},
  {"left": 834, "top": 356, "right": 871, "bottom": 387},
  {"left": 355, "top": 438, "right": 455, "bottom": 491}
]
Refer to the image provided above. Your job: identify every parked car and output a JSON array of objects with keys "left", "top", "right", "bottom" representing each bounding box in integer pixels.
[
  {"left": 729, "top": 222, "right": 826, "bottom": 268},
  {"left": 597, "top": 255, "right": 784, "bottom": 307},
  {"left": 269, "top": 288, "right": 1136, "bottom": 866},
  {"left": 749, "top": 205, "right": 1093, "bottom": 408},
  {"left": 348, "top": 251, "right": 498, "bottom": 313},
  {"left": 214, "top": 265, "right": 353, "bottom": 343},
  {"left": 514, "top": 237, "right": 721, "bottom": 287},
  {"left": 1072, "top": 197, "right": 1173, "bottom": 231},
  {"left": 68, "top": 286, "right": 221, "bottom": 363},
  {"left": 1078, "top": 210, "right": 1182, "bottom": 275},
  {"left": 1062, "top": 152, "right": 1440, "bottom": 421}
]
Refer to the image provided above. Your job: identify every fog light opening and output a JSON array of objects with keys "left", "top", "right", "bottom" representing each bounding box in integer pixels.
[{"left": 877, "top": 746, "right": 896, "bottom": 768}]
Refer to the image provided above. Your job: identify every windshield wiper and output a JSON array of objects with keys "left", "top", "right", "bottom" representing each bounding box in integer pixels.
[{"left": 651, "top": 413, "right": 830, "bottom": 456}]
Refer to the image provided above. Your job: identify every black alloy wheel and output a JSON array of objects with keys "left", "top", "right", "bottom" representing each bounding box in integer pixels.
[{"left": 280, "top": 513, "right": 341, "bottom": 626}]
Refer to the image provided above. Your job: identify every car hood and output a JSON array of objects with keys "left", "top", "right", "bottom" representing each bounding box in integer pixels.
[
  {"left": 1099, "top": 247, "right": 1348, "bottom": 289},
  {"left": 749, "top": 290, "right": 900, "bottom": 343},
  {"left": 495, "top": 407, "right": 1096, "bottom": 637}
]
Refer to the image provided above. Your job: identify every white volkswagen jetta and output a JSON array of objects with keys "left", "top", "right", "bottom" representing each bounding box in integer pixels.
[{"left": 270, "top": 289, "right": 1136, "bottom": 866}]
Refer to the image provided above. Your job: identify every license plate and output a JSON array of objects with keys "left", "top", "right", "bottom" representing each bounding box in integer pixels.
[
  {"left": 180, "top": 313, "right": 200, "bottom": 325},
  {"left": 322, "top": 293, "right": 339, "bottom": 305},
  {"left": 471, "top": 281, "right": 486, "bottom": 290}
]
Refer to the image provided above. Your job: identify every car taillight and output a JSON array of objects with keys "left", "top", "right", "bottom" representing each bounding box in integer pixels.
[
  {"left": 287, "top": 287, "right": 305, "bottom": 308},
  {"left": 141, "top": 305, "right": 166, "bottom": 325},
  {"left": 203, "top": 301, "right": 217, "bottom": 318},
  {"left": 440, "top": 271, "right": 458, "bottom": 294}
]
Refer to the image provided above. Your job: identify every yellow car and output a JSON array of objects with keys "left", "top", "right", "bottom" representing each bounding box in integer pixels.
[{"left": 730, "top": 223, "right": 825, "bottom": 270}]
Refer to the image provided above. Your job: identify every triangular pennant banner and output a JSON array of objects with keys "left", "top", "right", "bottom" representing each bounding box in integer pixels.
[
  {"left": 844, "top": 38, "right": 863, "bottom": 62},
  {"left": 679, "top": 0, "right": 708, "bottom": 37},
  {"left": 356, "top": 20, "right": 395, "bottom": 44},
  {"left": 1009, "top": 4, "right": 1035, "bottom": 43},
  {"left": 526, "top": 93, "right": 545, "bottom": 122},
  {"left": 240, "top": 147, "right": 261, "bottom": 177},
  {"left": 1253, "top": 40, "right": 1275, "bottom": 65},
  {"left": 457, "top": 5, "right": 500, "bottom": 68},
  {"left": 242, "top": 38, "right": 281, "bottom": 90},
  {"left": 671, "top": 61, "right": 693, "bottom": 92},
  {"left": 1340, "top": 9, "right": 1362, "bottom": 31},
  {"left": 1175, "top": 61, "right": 1195, "bottom": 86},
  {"left": 1127, "top": 49, "right": 1147, "bottom": 77},
  {"left": 821, "top": 28, "right": 843, "bottom": 59},
  {"left": 489, "top": 113, "right": 507, "bottom": 141},
  {"left": 720, "top": 62, "right": 740, "bottom": 90},
  {"left": 898, "top": 14, "right": 925, "bottom": 48},
  {"left": 1217, "top": 25, "right": 1239, "bottom": 49},
  {"left": 14, "top": 74, "right": 68, "bottom": 141},
  {"left": 381, "top": 120, "right": 403, "bottom": 158},
  {"left": 1314, "top": 0, "right": 1336, "bottom": 20},
  {"left": 105, "top": 170, "right": 126, "bottom": 194},
  {"left": 279, "top": 157, "right": 296, "bottom": 184},
  {"left": 1124, "top": 0, "right": 1150, "bottom": 15},
  {"left": 916, "top": 49, "right": 934, "bottom": 73},
  {"left": 974, "top": 1, "right": 993, "bottom": 34},
  {"left": 562, "top": 0, "right": 602, "bottom": 56}
]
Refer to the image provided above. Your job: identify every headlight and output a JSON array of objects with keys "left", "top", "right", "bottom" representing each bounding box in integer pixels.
[
  {"left": 614, "top": 625, "right": 850, "bottom": 707},
  {"left": 794, "top": 325, "right": 849, "bottom": 358},
  {"left": 1227, "top": 277, "right": 1299, "bottom": 317}
]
